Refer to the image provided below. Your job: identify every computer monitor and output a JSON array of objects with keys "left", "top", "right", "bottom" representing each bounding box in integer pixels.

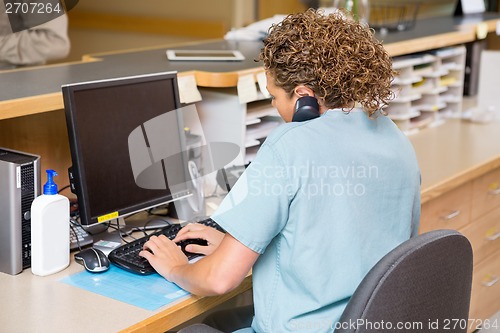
[{"left": 62, "top": 72, "right": 192, "bottom": 231}]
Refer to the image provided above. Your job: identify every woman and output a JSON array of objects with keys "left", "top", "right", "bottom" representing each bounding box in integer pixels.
[{"left": 141, "top": 9, "right": 421, "bottom": 332}]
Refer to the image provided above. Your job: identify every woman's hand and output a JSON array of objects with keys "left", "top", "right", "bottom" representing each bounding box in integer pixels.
[
  {"left": 173, "top": 223, "right": 225, "bottom": 256},
  {"left": 139, "top": 235, "right": 188, "bottom": 280}
]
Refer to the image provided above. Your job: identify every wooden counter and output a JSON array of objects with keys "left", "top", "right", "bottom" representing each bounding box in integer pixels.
[
  {"left": 1, "top": 13, "right": 499, "bottom": 121},
  {"left": 410, "top": 119, "right": 500, "bottom": 204}
]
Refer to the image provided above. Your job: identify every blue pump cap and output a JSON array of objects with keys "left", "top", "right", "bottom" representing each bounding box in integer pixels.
[{"left": 43, "top": 169, "right": 59, "bottom": 195}]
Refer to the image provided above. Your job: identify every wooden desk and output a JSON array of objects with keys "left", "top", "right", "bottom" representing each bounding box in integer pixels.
[
  {"left": 0, "top": 252, "right": 252, "bottom": 333},
  {"left": 1, "top": 119, "right": 499, "bottom": 332}
]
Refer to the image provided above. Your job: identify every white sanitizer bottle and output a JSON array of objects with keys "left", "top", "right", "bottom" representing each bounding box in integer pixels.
[{"left": 31, "top": 169, "right": 70, "bottom": 276}]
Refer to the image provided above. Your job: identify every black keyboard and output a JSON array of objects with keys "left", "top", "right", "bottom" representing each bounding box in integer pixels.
[{"left": 108, "top": 218, "right": 224, "bottom": 275}]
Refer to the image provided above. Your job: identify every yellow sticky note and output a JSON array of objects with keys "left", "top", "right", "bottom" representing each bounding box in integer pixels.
[
  {"left": 97, "top": 211, "right": 119, "bottom": 223},
  {"left": 476, "top": 22, "right": 488, "bottom": 40}
]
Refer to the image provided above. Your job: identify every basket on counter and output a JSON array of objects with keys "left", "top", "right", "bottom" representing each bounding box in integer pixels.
[{"left": 369, "top": 1, "right": 420, "bottom": 33}]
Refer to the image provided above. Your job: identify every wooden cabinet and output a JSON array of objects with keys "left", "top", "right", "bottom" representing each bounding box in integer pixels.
[
  {"left": 420, "top": 167, "right": 500, "bottom": 325},
  {"left": 471, "top": 167, "right": 500, "bottom": 220},
  {"left": 469, "top": 250, "right": 500, "bottom": 322},
  {"left": 419, "top": 181, "right": 472, "bottom": 233},
  {"left": 461, "top": 206, "right": 500, "bottom": 266}
]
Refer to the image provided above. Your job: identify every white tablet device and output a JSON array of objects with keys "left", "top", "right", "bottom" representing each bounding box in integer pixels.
[{"left": 166, "top": 49, "right": 245, "bottom": 62}]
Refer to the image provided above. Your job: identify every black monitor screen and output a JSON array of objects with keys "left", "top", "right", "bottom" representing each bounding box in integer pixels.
[{"left": 63, "top": 72, "right": 190, "bottom": 227}]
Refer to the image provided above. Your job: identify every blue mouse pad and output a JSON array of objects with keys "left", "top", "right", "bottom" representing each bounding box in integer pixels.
[{"left": 60, "top": 265, "right": 190, "bottom": 311}]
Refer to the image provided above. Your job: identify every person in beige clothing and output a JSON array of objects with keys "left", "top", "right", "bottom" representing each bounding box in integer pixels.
[{"left": 0, "top": 2, "right": 70, "bottom": 68}]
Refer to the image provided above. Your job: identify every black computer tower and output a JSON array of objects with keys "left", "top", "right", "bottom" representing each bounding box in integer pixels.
[{"left": 0, "top": 148, "right": 40, "bottom": 275}]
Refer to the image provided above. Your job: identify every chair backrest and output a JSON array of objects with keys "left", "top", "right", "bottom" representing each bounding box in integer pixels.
[{"left": 335, "top": 229, "right": 473, "bottom": 333}]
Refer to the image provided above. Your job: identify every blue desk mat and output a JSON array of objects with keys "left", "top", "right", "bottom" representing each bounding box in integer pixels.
[{"left": 60, "top": 265, "right": 190, "bottom": 311}]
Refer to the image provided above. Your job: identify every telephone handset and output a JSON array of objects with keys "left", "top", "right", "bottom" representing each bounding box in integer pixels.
[{"left": 292, "top": 96, "right": 320, "bottom": 122}]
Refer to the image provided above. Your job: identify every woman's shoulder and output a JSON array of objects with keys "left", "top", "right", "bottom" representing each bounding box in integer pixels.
[{"left": 263, "top": 120, "right": 313, "bottom": 146}]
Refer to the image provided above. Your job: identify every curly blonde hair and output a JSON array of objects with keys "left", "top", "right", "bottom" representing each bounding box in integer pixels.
[{"left": 259, "top": 9, "right": 396, "bottom": 117}]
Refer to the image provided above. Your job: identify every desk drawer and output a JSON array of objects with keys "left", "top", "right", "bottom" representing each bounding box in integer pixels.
[
  {"left": 419, "top": 182, "right": 472, "bottom": 234},
  {"left": 461, "top": 206, "right": 500, "bottom": 266},
  {"left": 472, "top": 168, "right": 500, "bottom": 220},
  {"left": 469, "top": 249, "right": 500, "bottom": 322}
]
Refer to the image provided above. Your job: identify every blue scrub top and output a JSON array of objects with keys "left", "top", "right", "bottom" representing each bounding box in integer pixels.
[{"left": 213, "top": 109, "right": 421, "bottom": 333}]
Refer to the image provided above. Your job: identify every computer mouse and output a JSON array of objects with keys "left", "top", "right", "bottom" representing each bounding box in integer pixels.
[{"left": 74, "top": 248, "right": 110, "bottom": 273}]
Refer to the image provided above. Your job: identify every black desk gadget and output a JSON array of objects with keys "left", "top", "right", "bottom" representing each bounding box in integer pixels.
[{"left": 108, "top": 218, "right": 224, "bottom": 275}]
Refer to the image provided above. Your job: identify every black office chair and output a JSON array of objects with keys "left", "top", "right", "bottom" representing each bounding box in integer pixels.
[
  {"left": 178, "top": 230, "right": 473, "bottom": 333},
  {"left": 335, "top": 229, "right": 473, "bottom": 333}
]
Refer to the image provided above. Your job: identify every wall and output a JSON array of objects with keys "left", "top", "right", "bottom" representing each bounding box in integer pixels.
[
  {"left": 72, "top": 0, "right": 235, "bottom": 24},
  {"left": 258, "top": 0, "right": 307, "bottom": 19},
  {"left": 68, "top": 0, "right": 256, "bottom": 35}
]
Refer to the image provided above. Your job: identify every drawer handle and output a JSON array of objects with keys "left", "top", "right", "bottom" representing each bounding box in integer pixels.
[
  {"left": 486, "top": 232, "right": 500, "bottom": 241},
  {"left": 441, "top": 210, "right": 461, "bottom": 220},
  {"left": 488, "top": 188, "right": 500, "bottom": 196},
  {"left": 481, "top": 275, "right": 499, "bottom": 287}
]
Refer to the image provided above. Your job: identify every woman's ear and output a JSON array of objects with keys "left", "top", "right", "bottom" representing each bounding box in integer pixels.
[{"left": 294, "top": 85, "right": 315, "bottom": 98}]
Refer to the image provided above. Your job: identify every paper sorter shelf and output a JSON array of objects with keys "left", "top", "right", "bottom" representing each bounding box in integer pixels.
[
  {"left": 245, "top": 116, "right": 282, "bottom": 141},
  {"left": 440, "top": 94, "right": 461, "bottom": 103},
  {"left": 422, "top": 68, "right": 449, "bottom": 78},
  {"left": 246, "top": 100, "right": 279, "bottom": 122},
  {"left": 441, "top": 62, "right": 462, "bottom": 71},
  {"left": 392, "top": 76, "right": 423, "bottom": 85},
  {"left": 392, "top": 54, "right": 436, "bottom": 69},
  {"left": 389, "top": 109, "right": 421, "bottom": 120},
  {"left": 433, "top": 47, "right": 465, "bottom": 58},
  {"left": 414, "top": 101, "right": 447, "bottom": 112},
  {"left": 246, "top": 118, "right": 262, "bottom": 126},
  {"left": 410, "top": 112, "right": 436, "bottom": 130},
  {"left": 421, "top": 86, "right": 448, "bottom": 95},
  {"left": 438, "top": 76, "right": 458, "bottom": 87},
  {"left": 245, "top": 138, "right": 261, "bottom": 148},
  {"left": 392, "top": 93, "right": 422, "bottom": 103}
]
